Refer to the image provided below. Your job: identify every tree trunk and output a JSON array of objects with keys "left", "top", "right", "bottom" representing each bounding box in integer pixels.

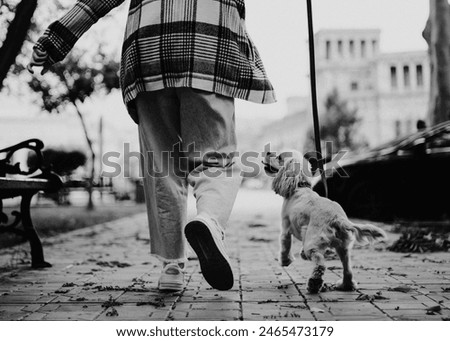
[
  {"left": 74, "top": 104, "right": 96, "bottom": 211},
  {"left": 0, "top": 0, "right": 38, "bottom": 89},
  {"left": 423, "top": 0, "right": 450, "bottom": 125}
]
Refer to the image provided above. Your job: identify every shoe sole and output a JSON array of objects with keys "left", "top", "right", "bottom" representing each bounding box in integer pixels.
[
  {"left": 185, "top": 221, "right": 234, "bottom": 290},
  {"left": 158, "top": 281, "right": 184, "bottom": 292},
  {"left": 158, "top": 272, "right": 184, "bottom": 292}
]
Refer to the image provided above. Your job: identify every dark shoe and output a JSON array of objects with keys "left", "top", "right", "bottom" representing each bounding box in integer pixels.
[{"left": 184, "top": 214, "right": 234, "bottom": 290}]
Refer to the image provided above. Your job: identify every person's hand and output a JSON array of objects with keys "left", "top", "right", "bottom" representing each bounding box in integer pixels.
[{"left": 27, "top": 47, "right": 51, "bottom": 75}]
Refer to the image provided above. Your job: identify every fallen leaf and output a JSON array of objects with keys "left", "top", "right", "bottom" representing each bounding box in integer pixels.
[
  {"left": 93, "top": 285, "right": 150, "bottom": 292},
  {"left": 102, "top": 296, "right": 123, "bottom": 308},
  {"left": 320, "top": 298, "right": 339, "bottom": 303},
  {"left": 320, "top": 283, "right": 335, "bottom": 292},
  {"left": 356, "top": 293, "right": 389, "bottom": 301},
  {"left": 422, "top": 258, "right": 445, "bottom": 264},
  {"left": 106, "top": 307, "right": 119, "bottom": 317},
  {"left": 310, "top": 307, "right": 325, "bottom": 313},
  {"left": 136, "top": 300, "right": 166, "bottom": 308},
  {"left": 327, "top": 266, "right": 342, "bottom": 271},
  {"left": 54, "top": 289, "right": 69, "bottom": 294},
  {"left": 388, "top": 273, "right": 408, "bottom": 277},
  {"left": 280, "top": 304, "right": 307, "bottom": 309},
  {"left": 258, "top": 299, "right": 279, "bottom": 304},
  {"left": 96, "top": 261, "right": 131, "bottom": 268},
  {"left": 388, "top": 286, "right": 412, "bottom": 293},
  {"left": 356, "top": 294, "right": 371, "bottom": 301},
  {"left": 277, "top": 284, "right": 290, "bottom": 289},
  {"left": 426, "top": 305, "right": 441, "bottom": 315}
]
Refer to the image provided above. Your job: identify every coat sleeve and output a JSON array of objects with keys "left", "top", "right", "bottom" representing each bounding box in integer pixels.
[{"left": 34, "top": 0, "right": 126, "bottom": 64}]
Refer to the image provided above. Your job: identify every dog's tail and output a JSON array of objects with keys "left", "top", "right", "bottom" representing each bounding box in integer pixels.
[
  {"left": 350, "top": 223, "right": 387, "bottom": 244},
  {"left": 333, "top": 219, "right": 387, "bottom": 245}
]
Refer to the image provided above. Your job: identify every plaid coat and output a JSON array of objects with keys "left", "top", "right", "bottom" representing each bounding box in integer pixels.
[{"left": 35, "top": 0, "right": 276, "bottom": 120}]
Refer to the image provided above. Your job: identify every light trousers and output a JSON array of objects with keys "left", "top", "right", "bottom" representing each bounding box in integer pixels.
[{"left": 136, "top": 88, "right": 242, "bottom": 263}]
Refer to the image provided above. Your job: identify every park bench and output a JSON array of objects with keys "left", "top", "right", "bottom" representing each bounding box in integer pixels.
[{"left": 0, "top": 139, "right": 62, "bottom": 268}]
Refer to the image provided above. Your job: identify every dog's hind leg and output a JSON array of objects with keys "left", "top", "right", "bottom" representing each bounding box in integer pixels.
[
  {"left": 280, "top": 218, "right": 294, "bottom": 266},
  {"left": 335, "top": 247, "right": 357, "bottom": 291},
  {"left": 305, "top": 249, "right": 326, "bottom": 294}
]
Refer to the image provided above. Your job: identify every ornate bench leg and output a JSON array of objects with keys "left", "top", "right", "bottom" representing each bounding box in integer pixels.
[{"left": 21, "top": 194, "right": 52, "bottom": 268}]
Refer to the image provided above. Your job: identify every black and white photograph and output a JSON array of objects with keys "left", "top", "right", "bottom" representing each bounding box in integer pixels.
[{"left": 0, "top": 0, "right": 449, "bottom": 336}]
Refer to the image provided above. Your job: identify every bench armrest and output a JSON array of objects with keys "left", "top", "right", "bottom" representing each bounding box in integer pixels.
[{"left": 0, "top": 139, "right": 45, "bottom": 177}]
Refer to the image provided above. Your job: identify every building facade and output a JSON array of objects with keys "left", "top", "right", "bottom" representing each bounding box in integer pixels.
[{"left": 314, "top": 29, "right": 430, "bottom": 146}]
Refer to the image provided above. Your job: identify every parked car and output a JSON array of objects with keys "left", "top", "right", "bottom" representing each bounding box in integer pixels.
[{"left": 312, "top": 121, "right": 450, "bottom": 221}]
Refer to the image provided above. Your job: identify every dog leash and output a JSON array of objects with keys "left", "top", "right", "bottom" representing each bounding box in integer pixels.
[{"left": 306, "top": 0, "right": 329, "bottom": 198}]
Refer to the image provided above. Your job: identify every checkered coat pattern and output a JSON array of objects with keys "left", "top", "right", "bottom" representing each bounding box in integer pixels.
[{"left": 35, "top": 0, "right": 276, "bottom": 119}]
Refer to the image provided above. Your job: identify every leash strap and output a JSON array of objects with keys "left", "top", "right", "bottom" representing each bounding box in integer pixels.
[{"left": 306, "top": 0, "right": 328, "bottom": 198}]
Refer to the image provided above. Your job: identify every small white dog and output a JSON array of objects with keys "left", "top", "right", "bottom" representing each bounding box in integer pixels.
[{"left": 264, "top": 151, "right": 387, "bottom": 293}]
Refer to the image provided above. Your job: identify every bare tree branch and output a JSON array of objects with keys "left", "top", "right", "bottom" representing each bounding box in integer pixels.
[{"left": 0, "top": 0, "right": 38, "bottom": 89}]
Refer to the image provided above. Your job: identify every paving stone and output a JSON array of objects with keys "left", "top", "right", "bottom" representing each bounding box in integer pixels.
[
  {"left": 374, "top": 302, "right": 427, "bottom": 310},
  {"left": 183, "top": 290, "right": 241, "bottom": 302},
  {"left": 40, "top": 311, "right": 100, "bottom": 321},
  {"left": 426, "top": 294, "right": 448, "bottom": 304},
  {"left": 21, "top": 312, "right": 48, "bottom": 320},
  {"left": 166, "top": 311, "right": 189, "bottom": 320},
  {"left": 186, "top": 309, "right": 240, "bottom": 321},
  {"left": 242, "top": 302, "right": 313, "bottom": 321},
  {"left": 313, "top": 312, "right": 335, "bottom": 321},
  {"left": 412, "top": 294, "right": 443, "bottom": 305},
  {"left": 190, "top": 301, "right": 240, "bottom": 311},
  {"left": 116, "top": 291, "right": 178, "bottom": 304},
  {"left": 243, "top": 289, "right": 303, "bottom": 302},
  {"left": 390, "top": 314, "right": 445, "bottom": 321},
  {"left": 307, "top": 291, "right": 361, "bottom": 302},
  {"left": 331, "top": 315, "right": 391, "bottom": 321},
  {"left": 326, "top": 305, "right": 384, "bottom": 317},
  {"left": 385, "top": 308, "right": 438, "bottom": 317},
  {"left": 0, "top": 293, "right": 56, "bottom": 304},
  {"left": 0, "top": 304, "right": 36, "bottom": 320},
  {"left": 96, "top": 304, "right": 166, "bottom": 321}
]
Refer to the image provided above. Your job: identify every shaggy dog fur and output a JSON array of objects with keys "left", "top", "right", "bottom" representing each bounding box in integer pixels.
[{"left": 263, "top": 151, "right": 387, "bottom": 293}]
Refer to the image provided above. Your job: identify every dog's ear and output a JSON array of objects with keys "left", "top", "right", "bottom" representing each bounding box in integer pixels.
[
  {"left": 263, "top": 152, "right": 281, "bottom": 176},
  {"left": 272, "top": 159, "right": 308, "bottom": 197}
]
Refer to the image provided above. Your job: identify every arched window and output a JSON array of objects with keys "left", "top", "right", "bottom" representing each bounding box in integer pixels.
[
  {"left": 416, "top": 64, "right": 423, "bottom": 87},
  {"left": 372, "top": 40, "right": 378, "bottom": 54},
  {"left": 326, "top": 40, "right": 331, "bottom": 60},
  {"left": 337, "top": 40, "right": 343, "bottom": 56},
  {"left": 390, "top": 66, "right": 398, "bottom": 89},
  {"left": 403, "top": 65, "right": 410, "bottom": 88}
]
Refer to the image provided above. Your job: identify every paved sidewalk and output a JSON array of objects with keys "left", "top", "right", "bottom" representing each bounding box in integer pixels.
[{"left": 0, "top": 190, "right": 449, "bottom": 321}]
